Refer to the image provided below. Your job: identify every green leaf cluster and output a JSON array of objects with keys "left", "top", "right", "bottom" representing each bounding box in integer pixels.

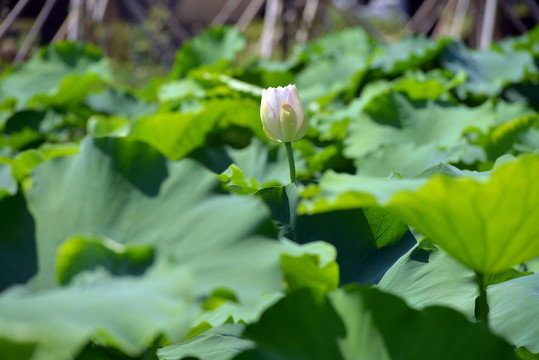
[{"left": 1, "top": 24, "right": 539, "bottom": 359}]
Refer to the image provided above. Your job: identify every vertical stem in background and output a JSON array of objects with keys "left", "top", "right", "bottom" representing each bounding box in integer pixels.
[
  {"left": 67, "top": 0, "right": 83, "bottom": 41},
  {"left": 449, "top": 0, "right": 470, "bottom": 39},
  {"left": 14, "top": 0, "right": 58, "bottom": 64},
  {"left": 0, "top": 0, "right": 31, "bottom": 41},
  {"left": 211, "top": 0, "right": 242, "bottom": 26},
  {"left": 296, "top": 0, "right": 320, "bottom": 43},
  {"left": 260, "top": 0, "right": 282, "bottom": 60},
  {"left": 479, "top": 0, "right": 497, "bottom": 49},
  {"left": 237, "top": 0, "right": 265, "bottom": 31},
  {"left": 284, "top": 142, "right": 296, "bottom": 184},
  {"left": 475, "top": 272, "right": 489, "bottom": 327}
]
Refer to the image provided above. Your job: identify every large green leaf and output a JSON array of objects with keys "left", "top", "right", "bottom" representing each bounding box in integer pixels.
[
  {"left": 0, "top": 266, "right": 196, "bottom": 360},
  {"left": 233, "top": 287, "right": 516, "bottom": 360},
  {"left": 301, "top": 155, "right": 539, "bottom": 274},
  {"left": 25, "top": 137, "right": 290, "bottom": 301},
  {"left": 0, "top": 42, "right": 112, "bottom": 107},
  {"left": 387, "top": 154, "right": 539, "bottom": 274},
  {"left": 378, "top": 243, "right": 477, "bottom": 318},
  {"left": 489, "top": 273, "right": 539, "bottom": 353}
]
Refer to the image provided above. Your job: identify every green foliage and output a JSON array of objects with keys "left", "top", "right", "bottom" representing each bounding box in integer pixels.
[
  {"left": 489, "top": 274, "right": 539, "bottom": 353},
  {"left": 0, "top": 266, "right": 196, "bottom": 360},
  {"left": 55, "top": 234, "right": 155, "bottom": 285},
  {"left": 170, "top": 26, "right": 246, "bottom": 78},
  {"left": 280, "top": 253, "right": 339, "bottom": 292},
  {"left": 0, "top": 163, "right": 16, "bottom": 198},
  {"left": 0, "top": 192, "right": 36, "bottom": 291},
  {"left": 387, "top": 155, "right": 539, "bottom": 274},
  {"left": 378, "top": 243, "right": 477, "bottom": 318},
  {"left": 235, "top": 287, "right": 516, "bottom": 360},
  {"left": 442, "top": 43, "right": 538, "bottom": 98},
  {"left": 343, "top": 92, "right": 494, "bottom": 176},
  {"left": 157, "top": 324, "right": 254, "bottom": 360},
  {"left": 0, "top": 42, "right": 112, "bottom": 108},
  {"left": 371, "top": 35, "right": 451, "bottom": 76},
  {"left": 302, "top": 154, "right": 539, "bottom": 274},
  {"left": 1, "top": 24, "right": 539, "bottom": 360}
]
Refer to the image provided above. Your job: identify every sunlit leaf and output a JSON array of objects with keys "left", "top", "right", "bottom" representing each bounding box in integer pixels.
[
  {"left": 55, "top": 234, "right": 155, "bottom": 285},
  {"left": 302, "top": 155, "right": 539, "bottom": 274},
  {"left": 130, "top": 98, "right": 264, "bottom": 160},
  {"left": 386, "top": 154, "right": 539, "bottom": 274}
]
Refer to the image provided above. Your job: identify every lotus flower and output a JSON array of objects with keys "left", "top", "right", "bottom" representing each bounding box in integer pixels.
[{"left": 260, "top": 85, "right": 308, "bottom": 143}]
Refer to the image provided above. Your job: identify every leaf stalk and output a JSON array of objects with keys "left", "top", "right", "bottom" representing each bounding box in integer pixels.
[
  {"left": 285, "top": 142, "right": 296, "bottom": 183},
  {"left": 474, "top": 272, "right": 489, "bottom": 327}
]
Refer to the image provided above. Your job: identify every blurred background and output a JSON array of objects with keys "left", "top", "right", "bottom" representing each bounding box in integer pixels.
[{"left": 1, "top": 0, "right": 538, "bottom": 83}]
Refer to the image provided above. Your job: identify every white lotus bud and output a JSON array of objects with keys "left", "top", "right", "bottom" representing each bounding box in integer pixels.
[{"left": 260, "top": 85, "right": 308, "bottom": 143}]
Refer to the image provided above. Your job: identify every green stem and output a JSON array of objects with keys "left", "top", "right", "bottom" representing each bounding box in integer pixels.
[
  {"left": 474, "top": 272, "right": 489, "bottom": 327},
  {"left": 284, "top": 142, "right": 296, "bottom": 183}
]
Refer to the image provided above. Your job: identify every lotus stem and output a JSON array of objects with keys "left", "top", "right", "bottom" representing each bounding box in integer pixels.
[
  {"left": 285, "top": 142, "right": 296, "bottom": 183},
  {"left": 474, "top": 272, "right": 489, "bottom": 327}
]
